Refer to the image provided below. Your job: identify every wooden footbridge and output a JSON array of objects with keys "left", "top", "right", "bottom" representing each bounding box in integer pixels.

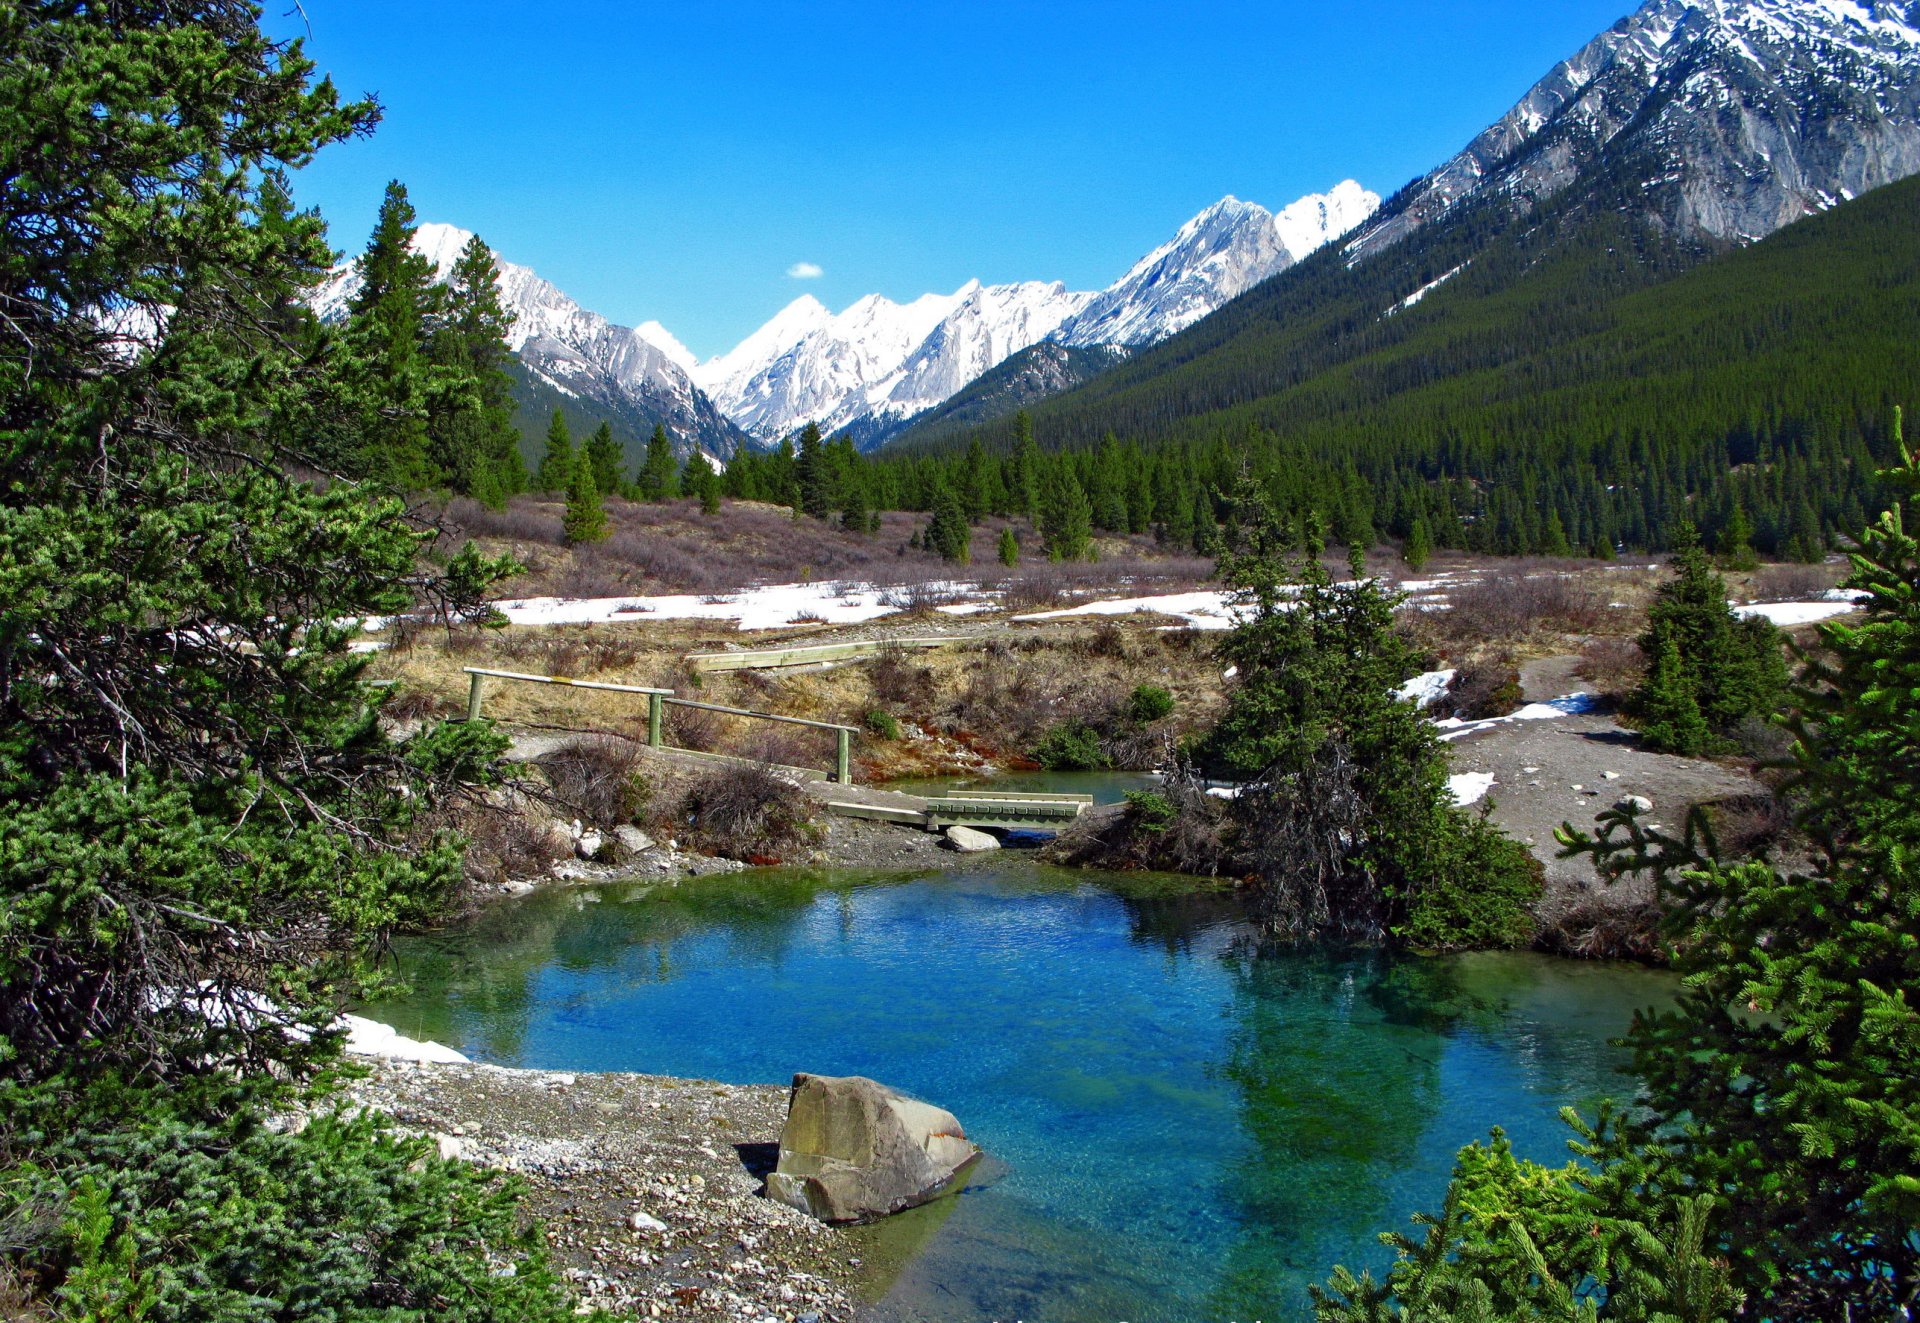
[{"left": 459, "top": 666, "right": 1091, "bottom": 834}]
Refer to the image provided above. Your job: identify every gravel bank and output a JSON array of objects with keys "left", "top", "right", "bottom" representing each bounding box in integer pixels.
[{"left": 344, "top": 1060, "right": 866, "bottom": 1322}]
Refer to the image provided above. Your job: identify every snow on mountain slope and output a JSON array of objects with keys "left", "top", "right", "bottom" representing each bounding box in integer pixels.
[
  {"left": 701, "top": 180, "right": 1378, "bottom": 446},
  {"left": 311, "top": 223, "right": 749, "bottom": 456},
  {"left": 1344, "top": 0, "right": 1920, "bottom": 263}
]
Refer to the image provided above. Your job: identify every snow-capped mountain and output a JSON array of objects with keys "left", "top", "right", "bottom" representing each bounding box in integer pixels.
[
  {"left": 698, "top": 180, "right": 1379, "bottom": 448},
  {"left": 1055, "top": 181, "right": 1378, "bottom": 348},
  {"left": 1346, "top": 0, "right": 1920, "bottom": 264},
  {"left": 311, "top": 223, "right": 750, "bottom": 457}
]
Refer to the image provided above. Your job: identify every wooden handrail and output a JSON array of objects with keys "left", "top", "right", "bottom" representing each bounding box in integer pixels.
[{"left": 662, "top": 696, "right": 859, "bottom": 734}]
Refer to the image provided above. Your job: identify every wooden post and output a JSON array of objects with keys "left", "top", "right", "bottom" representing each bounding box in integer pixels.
[
  {"left": 648, "top": 692, "right": 664, "bottom": 748},
  {"left": 466, "top": 671, "right": 485, "bottom": 722},
  {"left": 835, "top": 729, "right": 852, "bottom": 785}
]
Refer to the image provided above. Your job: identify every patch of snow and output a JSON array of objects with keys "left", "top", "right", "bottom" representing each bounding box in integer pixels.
[
  {"left": 340, "top": 1014, "right": 469, "bottom": 1065},
  {"left": 1733, "top": 601, "right": 1859, "bottom": 625},
  {"left": 1433, "top": 692, "right": 1597, "bottom": 742},
  {"left": 1448, "top": 772, "right": 1497, "bottom": 806},
  {"left": 492, "top": 581, "right": 978, "bottom": 631},
  {"left": 1013, "top": 590, "right": 1240, "bottom": 630},
  {"left": 1386, "top": 263, "right": 1470, "bottom": 316},
  {"left": 1398, "top": 669, "right": 1458, "bottom": 709}
]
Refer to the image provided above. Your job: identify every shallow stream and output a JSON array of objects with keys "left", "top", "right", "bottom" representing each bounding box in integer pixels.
[{"left": 376, "top": 860, "right": 1669, "bottom": 1321}]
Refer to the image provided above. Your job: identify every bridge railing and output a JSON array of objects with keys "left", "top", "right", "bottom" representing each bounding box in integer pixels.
[{"left": 459, "top": 667, "right": 861, "bottom": 784}]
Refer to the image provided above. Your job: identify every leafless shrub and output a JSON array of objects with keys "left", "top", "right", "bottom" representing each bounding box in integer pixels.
[
  {"left": 379, "top": 683, "right": 462, "bottom": 724},
  {"left": 674, "top": 762, "right": 818, "bottom": 862},
  {"left": 1706, "top": 791, "right": 1793, "bottom": 859},
  {"left": 1537, "top": 901, "right": 1664, "bottom": 962},
  {"left": 1000, "top": 564, "right": 1071, "bottom": 611},
  {"left": 1237, "top": 741, "right": 1386, "bottom": 942},
  {"left": 459, "top": 802, "right": 571, "bottom": 888},
  {"left": 878, "top": 580, "right": 960, "bottom": 614},
  {"left": 1576, "top": 637, "right": 1645, "bottom": 703},
  {"left": 666, "top": 701, "right": 728, "bottom": 752},
  {"left": 867, "top": 645, "right": 937, "bottom": 711},
  {"left": 444, "top": 496, "right": 566, "bottom": 546},
  {"left": 1446, "top": 662, "right": 1523, "bottom": 721},
  {"left": 731, "top": 723, "right": 818, "bottom": 770},
  {"left": 1748, "top": 562, "right": 1843, "bottom": 602},
  {"left": 536, "top": 734, "right": 649, "bottom": 825},
  {"left": 788, "top": 609, "right": 827, "bottom": 625},
  {"left": 1074, "top": 620, "right": 1130, "bottom": 660},
  {"left": 1437, "top": 573, "right": 1609, "bottom": 645}
]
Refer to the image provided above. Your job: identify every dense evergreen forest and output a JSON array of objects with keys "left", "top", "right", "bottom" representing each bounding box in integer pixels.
[{"left": 847, "top": 165, "right": 1920, "bottom": 560}]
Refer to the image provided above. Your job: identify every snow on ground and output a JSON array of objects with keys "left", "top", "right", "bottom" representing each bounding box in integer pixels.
[
  {"left": 1733, "top": 601, "right": 1859, "bottom": 626},
  {"left": 341, "top": 1014, "right": 469, "bottom": 1065},
  {"left": 1433, "top": 692, "right": 1599, "bottom": 743},
  {"left": 1013, "top": 590, "right": 1239, "bottom": 630},
  {"left": 1448, "top": 771, "right": 1496, "bottom": 806},
  {"left": 1398, "top": 668, "right": 1457, "bottom": 709},
  {"left": 492, "top": 581, "right": 979, "bottom": 631}
]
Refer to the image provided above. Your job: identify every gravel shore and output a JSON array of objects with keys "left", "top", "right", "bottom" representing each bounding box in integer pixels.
[{"left": 344, "top": 1059, "right": 868, "bottom": 1322}]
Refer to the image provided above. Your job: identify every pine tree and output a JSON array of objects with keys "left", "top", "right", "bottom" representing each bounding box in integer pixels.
[
  {"left": 840, "top": 479, "right": 869, "bottom": 534},
  {"left": 1636, "top": 635, "right": 1714, "bottom": 755},
  {"left": 536, "top": 410, "right": 574, "bottom": 493},
  {"left": 562, "top": 461, "right": 608, "bottom": 544},
  {"left": 1040, "top": 469, "right": 1095, "bottom": 562},
  {"left": 1009, "top": 412, "right": 1041, "bottom": 516},
  {"left": 999, "top": 526, "right": 1020, "bottom": 567},
  {"left": 584, "top": 421, "right": 624, "bottom": 499},
  {"left": 1716, "top": 502, "right": 1759, "bottom": 570},
  {"left": 925, "top": 484, "right": 971, "bottom": 563},
  {"left": 1403, "top": 517, "right": 1432, "bottom": 571},
  {"left": 638, "top": 423, "right": 678, "bottom": 502}
]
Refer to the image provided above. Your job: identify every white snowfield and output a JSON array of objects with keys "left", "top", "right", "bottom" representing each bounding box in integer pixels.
[
  {"left": 1434, "top": 693, "right": 1601, "bottom": 743},
  {"left": 1398, "top": 668, "right": 1458, "bottom": 709},
  {"left": 1448, "top": 771, "right": 1497, "bottom": 806}
]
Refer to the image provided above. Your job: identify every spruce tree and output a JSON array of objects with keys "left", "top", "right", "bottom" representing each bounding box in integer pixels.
[
  {"left": 999, "top": 526, "right": 1020, "bottom": 567},
  {"left": 1040, "top": 469, "right": 1095, "bottom": 562},
  {"left": 562, "top": 461, "right": 608, "bottom": 544},
  {"left": 581, "top": 421, "right": 623, "bottom": 499},
  {"left": 639, "top": 423, "right": 678, "bottom": 501},
  {"left": 841, "top": 479, "right": 870, "bottom": 534},
  {"left": 682, "top": 452, "right": 722, "bottom": 514},
  {"left": 1637, "top": 635, "right": 1714, "bottom": 755},
  {"left": 1010, "top": 412, "right": 1041, "bottom": 516},
  {"left": 925, "top": 484, "right": 971, "bottom": 563},
  {"left": 536, "top": 409, "right": 574, "bottom": 493},
  {"left": 795, "top": 423, "right": 833, "bottom": 518},
  {"left": 340, "top": 180, "right": 440, "bottom": 487},
  {"left": 1716, "top": 502, "right": 1759, "bottom": 570},
  {"left": 1403, "top": 517, "right": 1432, "bottom": 571},
  {"left": 430, "top": 233, "right": 522, "bottom": 504}
]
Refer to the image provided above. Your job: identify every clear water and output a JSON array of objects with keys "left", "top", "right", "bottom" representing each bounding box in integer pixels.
[{"left": 373, "top": 863, "right": 1670, "bottom": 1322}]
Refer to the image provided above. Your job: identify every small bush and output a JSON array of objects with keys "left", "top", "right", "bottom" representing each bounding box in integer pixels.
[
  {"left": 1445, "top": 663, "right": 1522, "bottom": 721},
  {"left": 864, "top": 709, "right": 900, "bottom": 741},
  {"left": 1395, "top": 809, "right": 1544, "bottom": 951},
  {"left": 537, "top": 735, "right": 649, "bottom": 825},
  {"left": 1031, "top": 720, "right": 1110, "bottom": 771},
  {"left": 665, "top": 702, "right": 727, "bottom": 752},
  {"left": 459, "top": 802, "right": 570, "bottom": 887},
  {"left": 1576, "top": 637, "right": 1645, "bottom": 703},
  {"left": 1125, "top": 684, "right": 1175, "bottom": 725},
  {"left": 676, "top": 763, "right": 817, "bottom": 861},
  {"left": 1121, "top": 789, "right": 1177, "bottom": 833},
  {"left": 867, "top": 645, "right": 936, "bottom": 711}
]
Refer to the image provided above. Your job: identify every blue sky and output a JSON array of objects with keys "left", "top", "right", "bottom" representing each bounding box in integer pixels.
[{"left": 273, "top": 1, "right": 1635, "bottom": 359}]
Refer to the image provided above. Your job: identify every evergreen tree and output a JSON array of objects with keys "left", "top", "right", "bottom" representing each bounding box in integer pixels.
[
  {"left": 638, "top": 423, "right": 678, "bottom": 501},
  {"left": 1403, "top": 517, "right": 1432, "bottom": 571},
  {"left": 1009, "top": 411, "right": 1041, "bottom": 516},
  {"left": 1716, "top": 502, "right": 1759, "bottom": 570},
  {"left": 795, "top": 423, "right": 832, "bottom": 518},
  {"left": 339, "top": 180, "right": 440, "bottom": 486},
  {"left": 562, "top": 461, "right": 608, "bottom": 544},
  {"left": 535, "top": 410, "right": 574, "bottom": 493},
  {"left": 1630, "top": 526, "right": 1786, "bottom": 751},
  {"left": 0, "top": 5, "right": 566, "bottom": 1313},
  {"left": 583, "top": 421, "right": 624, "bottom": 499},
  {"left": 430, "top": 232, "right": 522, "bottom": 504},
  {"left": 841, "top": 478, "right": 870, "bottom": 534},
  {"left": 1040, "top": 469, "right": 1095, "bottom": 562},
  {"left": 999, "top": 526, "right": 1020, "bottom": 567},
  {"left": 682, "top": 452, "right": 722, "bottom": 515},
  {"left": 925, "top": 484, "right": 971, "bottom": 563}
]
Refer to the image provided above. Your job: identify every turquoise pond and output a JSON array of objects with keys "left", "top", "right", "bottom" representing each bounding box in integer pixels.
[{"left": 373, "top": 862, "right": 1671, "bottom": 1322}]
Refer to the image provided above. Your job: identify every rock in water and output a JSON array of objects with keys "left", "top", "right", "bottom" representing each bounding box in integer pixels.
[
  {"left": 944, "top": 825, "right": 1000, "bottom": 853},
  {"left": 766, "top": 1073, "right": 979, "bottom": 1223}
]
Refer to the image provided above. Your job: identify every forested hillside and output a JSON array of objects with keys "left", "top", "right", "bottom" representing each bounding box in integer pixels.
[{"left": 872, "top": 169, "right": 1920, "bottom": 558}]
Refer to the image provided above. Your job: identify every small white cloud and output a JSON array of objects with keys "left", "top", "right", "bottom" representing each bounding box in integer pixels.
[{"left": 785, "top": 261, "right": 824, "bottom": 280}]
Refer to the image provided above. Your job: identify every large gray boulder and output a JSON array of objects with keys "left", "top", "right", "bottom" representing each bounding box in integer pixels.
[
  {"left": 943, "top": 825, "right": 1000, "bottom": 853},
  {"left": 765, "top": 1073, "right": 979, "bottom": 1223}
]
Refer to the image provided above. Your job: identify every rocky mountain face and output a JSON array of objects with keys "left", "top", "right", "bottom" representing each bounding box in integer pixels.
[
  {"left": 311, "top": 223, "right": 750, "bottom": 458},
  {"left": 1346, "top": 0, "right": 1920, "bottom": 264},
  {"left": 695, "top": 181, "right": 1379, "bottom": 449}
]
